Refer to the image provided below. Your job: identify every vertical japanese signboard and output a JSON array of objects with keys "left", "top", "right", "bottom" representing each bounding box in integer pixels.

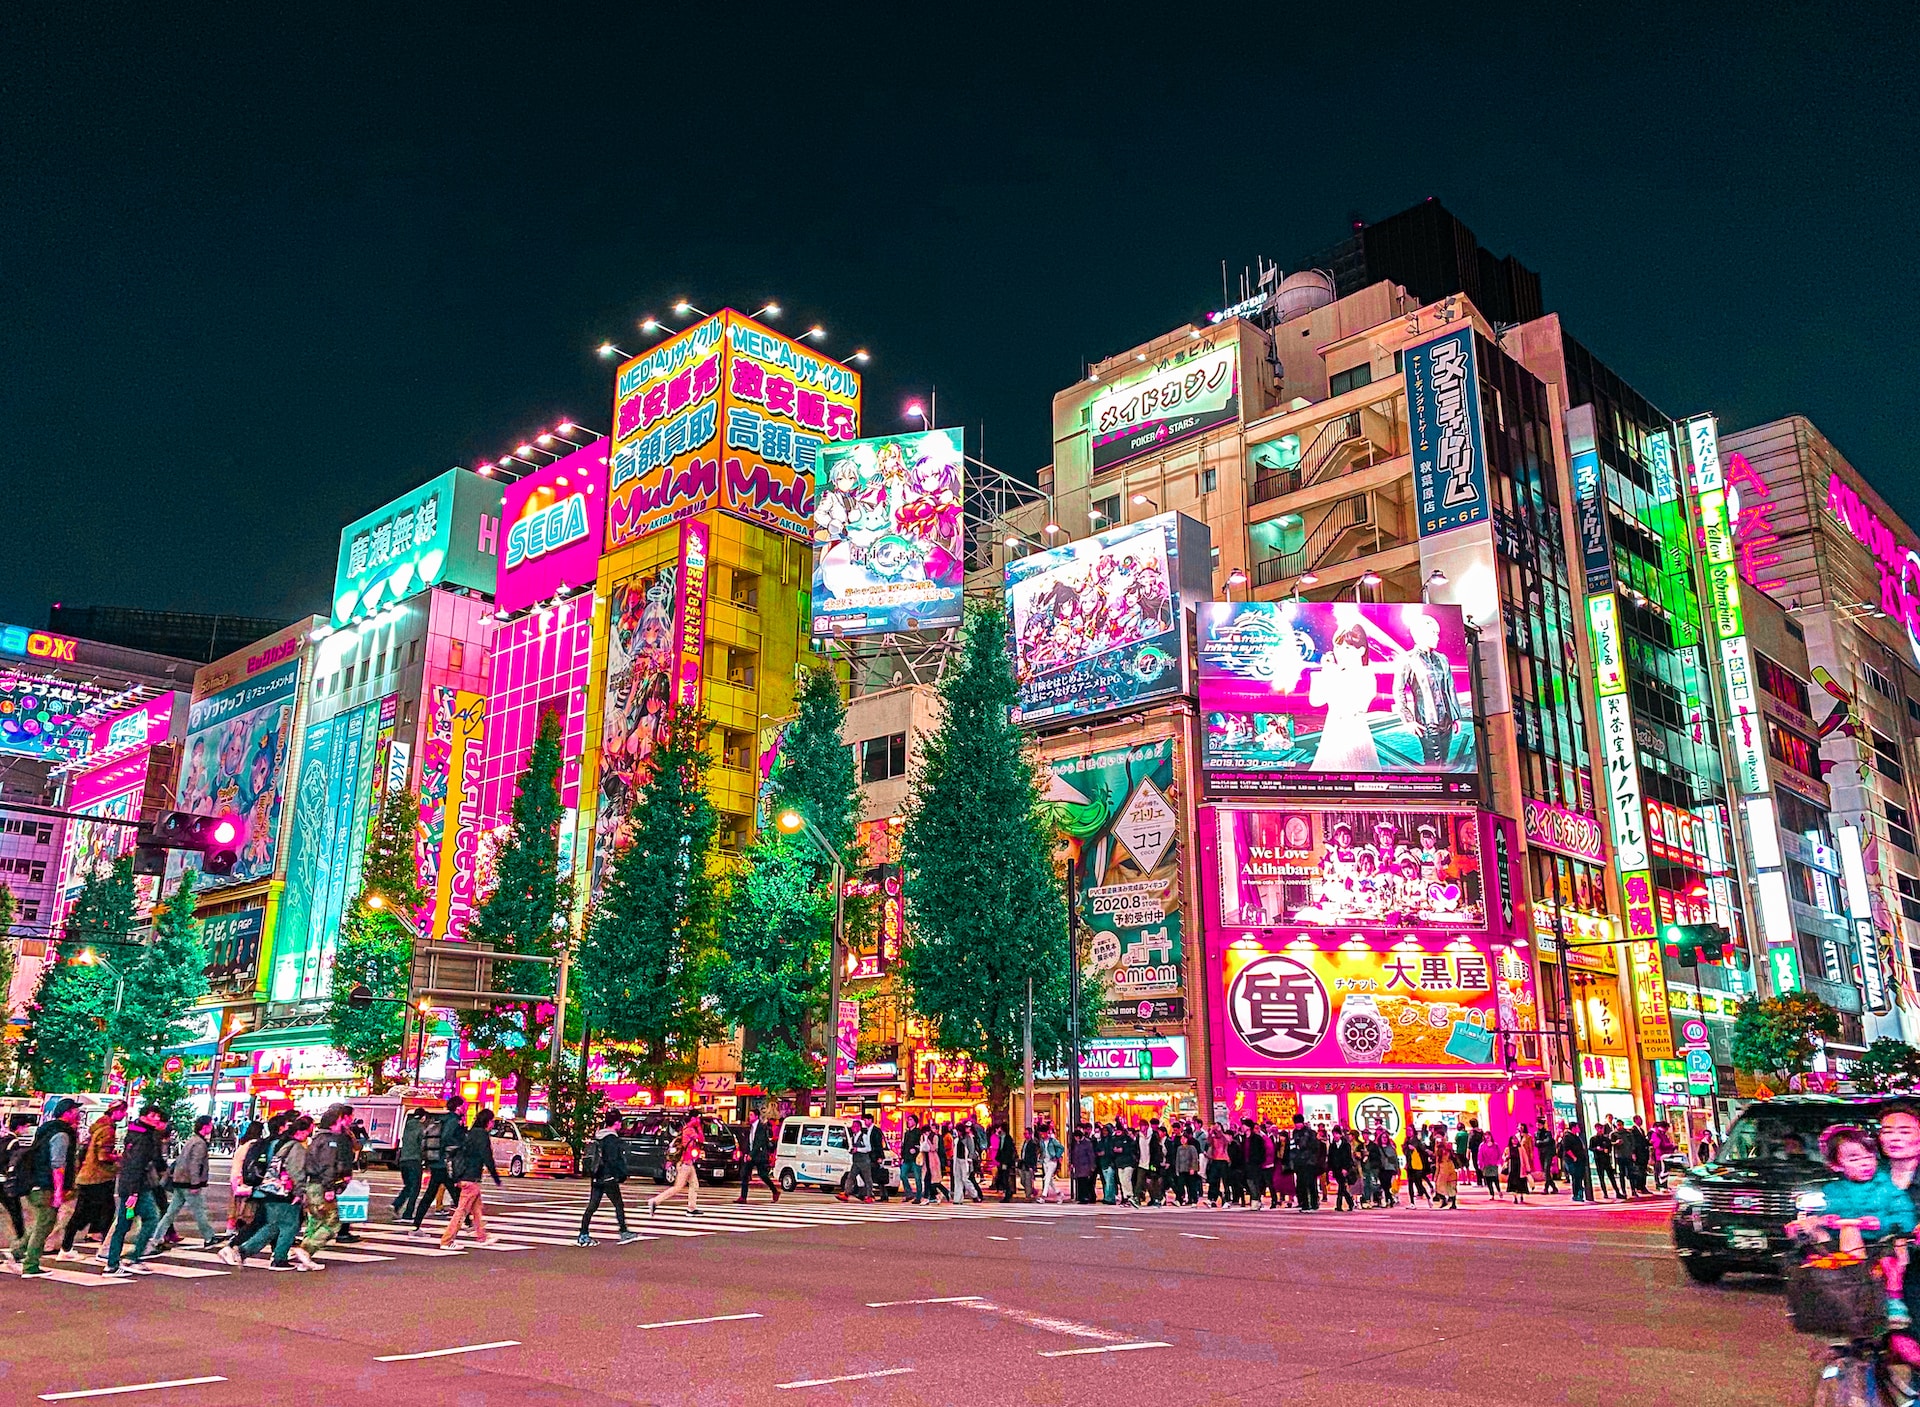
[
  {"left": 1689, "top": 414, "right": 1770, "bottom": 797},
  {"left": 1588, "top": 590, "right": 1654, "bottom": 944},
  {"left": 1567, "top": 406, "right": 1612, "bottom": 593},
  {"left": 1405, "top": 328, "right": 1488, "bottom": 538}
]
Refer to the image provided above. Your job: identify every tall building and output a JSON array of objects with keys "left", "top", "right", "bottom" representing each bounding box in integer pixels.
[
  {"left": 46, "top": 605, "right": 294, "bottom": 666},
  {"left": 1722, "top": 416, "right": 1920, "bottom": 1048},
  {"left": 1303, "top": 199, "right": 1545, "bottom": 328}
]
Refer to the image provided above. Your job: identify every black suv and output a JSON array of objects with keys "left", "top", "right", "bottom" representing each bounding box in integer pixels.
[
  {"left": 1672, "top": 1094, "right": 1906, "bottom": 1283},
  {"left": 613, "top": 1113, "right": 739, "bottom": 1185}
]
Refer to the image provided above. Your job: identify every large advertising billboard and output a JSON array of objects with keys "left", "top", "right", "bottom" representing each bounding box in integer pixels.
[
  {"left": 332, "top": 469, "right": 504, "bottom": 628},
  {"left": 592, "top": 559, "right": 679, "bottom": 892},
  {"left": 1006, "top": 512, "right": 1206, "bottom": 726},
  {"left": 810, "top": 427, "right": 965, "bottom": 637},
  {"left": 721, "top": 314, "right": 861, "bottom": 541},
  {"left": 1088, "top": 340, "right": 1239, "bottom": 472},
  {"left": 1405, "top": 328, "right": 1489, "bottom": 538},
  {"left": 179, "top": 659, "right": 301, "bottom": 886},
  {"left": 1214, "top": 807, "right": 1484, "bottom": 931},
  {"left": 1196, "top": 600, "right": 1477, "bottom": 800},
  {"left": 497, "top": 442, "right": 608, "bottom": 615},
  {"left": 1044, "top": 738, "right": 1184, "bottom": 999},
  {"left": 0, "top": 673, "right": 100, "bottom": 761},
  {"left": 411, "top": 687, "right": 485, "bottom": 943},
  {"left": 608, "top": 317, "right": 726, "bottom": 545}
]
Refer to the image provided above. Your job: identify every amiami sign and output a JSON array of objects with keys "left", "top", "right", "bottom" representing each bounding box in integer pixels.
[{"left": 1827, "top": 472, "right": 1920, "bottom": 664}]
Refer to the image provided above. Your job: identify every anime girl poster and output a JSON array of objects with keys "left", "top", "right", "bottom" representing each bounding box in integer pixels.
[{"left": 591, "top": 562, "right": 678, "bottom": 894}]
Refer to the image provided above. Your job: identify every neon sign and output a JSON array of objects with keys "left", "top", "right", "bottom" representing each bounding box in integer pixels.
[
  {"left": 1725, "top": 452, "right": 1785, "bottom": 594},
  {"left": 1827, "top": 470, "right": 1920, "bottom": 666},
  {"left": 0, "top": 624, "right": 78, "bottom": 663},
  {"left": 504, "top": 492, "right": 590, "bottom": 570}
]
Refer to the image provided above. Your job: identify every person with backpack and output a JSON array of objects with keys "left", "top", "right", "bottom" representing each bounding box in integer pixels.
[
  {"left": 295, "top": 1104, "right": 357, "bottom": 1268},
  {"left": 4, "top": 1099, "right": 83, "bottom": 1278},
  {"left": 149, "top": 1115, "right": 218, "bottom": 1250},
  {"left": 102, "top": 1106, "right": 171, "bottom": 1277},
  {"left": 226, "top": 1119, "right": 268, "bottom": 1243},
  {"left": 0, "top": 1112, "right": 34, "bottom": 1246},
  {"left": 577, "top": 1109, "right": 641, "bottom": 1246},
  {"left": 440, "top": 1106, "right": 502, "bottom": 1247},
  {"left": 409, "top": 1095, "right": 467, "bottom": 1235},
  {"left": 391, "top": 1108, "right": 425, "bottom": 1220},
  {"left": 60, "top": 1099, "right": 126, "bottom": 1260},
  {"left": 223, "top": 1115, "right": 313, "bottom": 1270}
]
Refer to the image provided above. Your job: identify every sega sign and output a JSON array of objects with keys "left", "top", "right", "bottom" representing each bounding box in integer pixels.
[
  {"left": 0, "top": 624, "right": 78, "bottom": 663},
  {"left": 505, "top": 492, "right": 590, "bottom": 571},
  {"left": 495, "top": 443, "right": 607, "bottom": 615}
]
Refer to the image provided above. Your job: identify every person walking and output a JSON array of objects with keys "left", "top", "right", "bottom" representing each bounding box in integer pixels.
[
  {"left": 648, "top": 1113, "right": 703, "bottom": 1218},
  {"left": 736, "top": 1110, "right": 780, "bottom": 1203},
  {"left": 102, "top": 1105, "right": 170, "bottom": 1277},
  {"left": 1378, "top": 1130, "right": 1402, "bottom": 1207},
  {"left": 1649, "top": 1120, "right": 1676, "bottom": 1191},
  {"left": 0, "top": 1112, "right": 34, "bottom": 1248},
  {"left": 297, "top": 1104, "right": 359, "bottom": 1267},
  {"left": 5, "top": 1099, "right": 83, "bottom": 1278},
  {"left": 923, "top": 1123, "right": 951, "bottom": 1203},
  {"left": 409, "top": 1095, "right": 468, "bottom": 1233},
  {"left": 578, "top": 1109, "right": 641, "bottom": 1245},
  {"left": 1016, "top": 1126, "right": 1040, "bottom": 1202},
  {"left": 1290, "top": 1119, "right": 1323, "bottom": 1212},
  {"left": 844, "top": 1115, "right": 876, "bottom": 1203},
  {"left": 1624, "top": 1116, "right": 1652, "bottom": 1197},
  {"left": 1270, "top": 1127, "right": 1296, "bottom": 1209},
  {"left": 61, "top": 1100, "right": 126, "bottom": 1260},
  {"left": 225, "top": 1118, "right": 269, "bottom": 1246},
  {"left": 1041, "top": 1124, "right": 1064, "bottom": 1202},
  {"left": 1115, "top": 1123, "right": 1140, "bottom": 1207},
  {"left": 1432, "top": 1141, "right": 1460, "bottom": 1210},
  {"left": 1534, "top": 1123, "right": 1560, "bottom": 1195},
  {"left": 391, "top": 1106, "right": 425, "bottom": 1221},
  {"left": 1403, "top": 1130, "right": 1430, "bottom": 1206},
  {"left": 1327, "top": 1125, "right": 1356, "bottom": 1211},
  {"left": 441, "top": 1106, "right": 502, "bottom": 1245},
  {"left": 1505, "top": 1134, "right": 1531, "bottom": 1205},
  {"left": 951, "top": 1122, "right": 976, "bottom": 1205},
  {"left": 1559, "top": 1124, "right": 1592, "bottom": 1203},
  {"left": 150, "top": 1115, "right": 218, "bottom": 1250},
  {"left": 223, "top": 1116, "right": 311, "bottom": 1270},
  {"left": 1475, "top": 1130, "right": 1503, "bottom": 1200},
  {"left": 1590, "top": 1123, "right": 1623, "bottom": 1200},
  {"left": 1069, "top": 1127, "right": 1096, "bottom": 1204}
]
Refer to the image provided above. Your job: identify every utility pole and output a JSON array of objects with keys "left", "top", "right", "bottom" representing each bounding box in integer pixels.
[
  {"left": 1066, "top": 854, "right": 1083, "bottom": 1132},
  {"left": 1022, "top": 976, "right": 1034, "bottom": 1135}
]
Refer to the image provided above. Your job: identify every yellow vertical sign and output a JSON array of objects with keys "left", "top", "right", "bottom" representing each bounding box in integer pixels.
[{"left": 1627, "top": 940, "right": 1676, "bottom": 1060}]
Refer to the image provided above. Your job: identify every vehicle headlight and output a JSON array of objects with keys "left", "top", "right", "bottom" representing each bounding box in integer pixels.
[
  {"left": 1674, "top": 1183, "right": 1706, "bottom": 1205},
  {"left": 1795, "top": 1188, "right": 1828, "bottom": 1213}
]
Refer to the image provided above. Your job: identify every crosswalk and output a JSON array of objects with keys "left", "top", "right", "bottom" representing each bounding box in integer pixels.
[{"left": 7, "top": 1183, "right": 1135, "bottom": 1289}]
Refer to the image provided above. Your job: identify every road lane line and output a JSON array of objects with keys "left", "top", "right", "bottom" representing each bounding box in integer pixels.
[
  {"left": 1096, "top": 1225, "right": 1142, "bottom": 1232},
  {"left": 952, "top": 1300, "right": 1124, "bottom": 1341},
  {"left": 777, "top": 1369, "right": 915, "bottom": 1389},
  {"left": 1179, "top": 1233, "right": 1219, "bottom": 1240},
  {"left": 40, "top": 1377, "right": 229, "bottom": 1400},
  {"left": 986, "top": 1235, "right": 1010, "bottom": 1241},
  {"left": 638, "top": 1312, "right": 765, "bottom": 1329},
  {"left": 1038, "top": 1342, "right": 1172, "bottom": 1358},
  {"left": 373, "top": 1340, "right": 521, "bottom": 1362},
  {"left": 865, "top": 1294, "right": 982, "bottom": 1307}
]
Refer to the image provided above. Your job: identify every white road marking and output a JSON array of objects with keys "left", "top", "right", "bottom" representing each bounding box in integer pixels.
[
  {"left": 952, "top": 1300, "right": 1124, "bottom": 1341},
  {"left": 40, "top": 1377, "right": 228, "bottom": 1401},
  {"left": 638, "top": 1312, "right": 765, "bottom": 1329},
  {"left": 865, "top": 1294, "right": 982, "bottom": 1307},
  {"left": 777, "top": 1368, "right": 915, "bottom": 1389},
  {"left": 372, "top": 1340, "right": 521, "bottom": 1362},
  {"left": 1179, "top": 1233, "right": 1219, "bottom": 1240},
  {"left": 1096, "top": 1225, "right": 1143, "bottom": 1232},
  {"left": 120, "top": 1261, "right": 227, "bottom": 1279},
  {"left": 1038, "top": 1342, "right": 1173, "bottom": 1358},
  {"left": 30, "top": 1269, "right": 132, "bottom": 1288}
]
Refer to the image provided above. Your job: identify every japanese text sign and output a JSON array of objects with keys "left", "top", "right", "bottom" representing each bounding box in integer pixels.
[
  {"left": 497, "top": 442, "right": 608, "bottom": 614},
  {"left": 333, "top": 469, "right": 503, "bottom": 627},
  {"left": 1406, "top": 328, "right": 1488, "bottom": 537}
]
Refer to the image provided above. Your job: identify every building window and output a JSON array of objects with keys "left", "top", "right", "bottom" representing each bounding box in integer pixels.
[
  {"left": 1330, "top": 363, "right": 1374, "bottom": 397},
  {"left": 1898, "top": 873, "right": 1920, "bottom": 924},
  {"left": 1865, "top": 663, "right": 1897, "bottom": 700},
  {"left": 1888, "top": 801, "right": 1916, "bottom": 856},
  {"left": 1201, "top": 466, "right": 1218, "bottom": 495},
  {"left": 1754, "top": 651, "right": 1813, "bottom": 716},
  {"left": 1092, "top": 494, "right": 1120, "bottom": 527},
  {"left": 858, "top": 732, "right": 908, "bottom": 784},
  {"left": 1909, "top": 696, "right": 1920, "bottom": 729},
  {"left": 1766, "top": 719, "right": 1819, "bottom": 778},
  {"left": 1874, "top": 729, "right": 1905, "bottom": 786}
]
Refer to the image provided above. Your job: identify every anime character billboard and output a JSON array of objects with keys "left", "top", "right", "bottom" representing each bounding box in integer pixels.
[
  {"left": 810, "top": 427, "right": 965, "bottom": 637},
  {"left": 1215, "top": 808, "right": 1483, "bottom": 930},
  {"left": 1197, "top": 601, "right": 1478, "bottom": 800},
  {"left": 591, "top": 562, "right": 678, "bottom": 894},
  {"left": 179, "top": 659, "right": 301, "bottom": 885}
]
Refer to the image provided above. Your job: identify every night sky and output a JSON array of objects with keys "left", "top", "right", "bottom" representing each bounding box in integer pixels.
[{"left": 7, "top": 6, "right": 1916, "bottom": 628}]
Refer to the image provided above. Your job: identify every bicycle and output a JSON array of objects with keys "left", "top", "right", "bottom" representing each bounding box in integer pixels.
[{"left": 1792, "top": 1216, "right": 1918, "bottom": 1407}]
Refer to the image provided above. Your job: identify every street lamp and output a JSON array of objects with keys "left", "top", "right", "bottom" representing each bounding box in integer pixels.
[
  {"left": 74, "top": 948, "right": 127, "bottom": 1096},
  {"left": 1423, "top": 568, "right": 1448, "bottom": 603},
  {"left": 1354, "top": 570, "right": 1382, "bottom": 603},
  {"left": 777, "top": 806, "right": 847, "bottom": 1116},
  {"left": 364, "top": 893, "right": 432, "bottom": 1085},
  {"left": 1225, "top": 568, "right": 1248, "bottom": 602}
]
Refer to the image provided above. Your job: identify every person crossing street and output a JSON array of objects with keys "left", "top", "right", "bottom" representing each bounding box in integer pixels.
[
  {"left": 648, "top": 1114, "right": 704, "bottom": 1218},
  {"left": 578, "top": 1109, "right": 641, "bottom": 1246},
  {"left": 409, "top": 1095, "right": 467, "bottom": 1235},
  {"left": 102, "top": 1106, "right": 170, "bottom": 1278},
  {"left": 735, "top": 1111, "right": 780, "bottom": 1203},
  {"left": 149, "top": 1115, "right": 219, "bottom": 1250},
  {"left": 439, "top": 1107, "right": 502, "bottom": 1248},
  {"left": 4, "top": 1099, "right": 82, "bottom": 1279},
  {"left": 294, "top": 1104, "right": 358, "bottom": 1269}
]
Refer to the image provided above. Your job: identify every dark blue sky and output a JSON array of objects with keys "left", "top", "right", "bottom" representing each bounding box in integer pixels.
[{"left": 6, "top": 4, "right": 1916, "bottom": 626}]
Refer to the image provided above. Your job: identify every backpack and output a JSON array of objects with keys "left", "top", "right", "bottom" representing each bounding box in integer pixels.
[
  {"left": 595, "top": 1131, "right": 628, "bottom": 1184},
  {"left": 421, "top": 1114, "right": 444, "bottom": 1167},
  {"left": 240, "top": 1138, "right": 275, "bottom": 1188},
  {"left": 4, "top": 1132, "right": 33, "bottom": 1198}
]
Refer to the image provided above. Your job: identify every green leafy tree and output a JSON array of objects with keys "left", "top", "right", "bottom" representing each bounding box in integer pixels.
[
  {"left": 707, "top": 833, "right": 829, "bottom": 1097},
  {"left": 461, "top": 713, "right": 569, "bottom": 1116},
  {"left": 327, "top": 787, "right": 423, "bottom": 1092},
  {"left": 114, "top": 869, "right": 210, "bottom": 1083},
  {"left": 24, "top": 855, "right": 135, "bottom": 1091},
  {"left": 1852, "top": 1036, "right": 1920, "bottom": 1094},
  {"left": 1731, "top": 992, "right": 1842, "bottom": 1085},
  {"left": 580, "top": 709, "right": 720, "bottom": 1098},
  {"left": 0, "top": 884, "right": 18, "bottom": 1088},
  {"left": 543, "top": 1051, "right": 606, "bottom": 1167},
  {"left": 897, "top": 601, "right": 1072, "bottom": 1121}
]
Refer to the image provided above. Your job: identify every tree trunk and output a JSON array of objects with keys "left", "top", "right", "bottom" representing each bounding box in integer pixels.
[{"left": 987, "top": 1071, "right": 1012, "bottom": 1128}]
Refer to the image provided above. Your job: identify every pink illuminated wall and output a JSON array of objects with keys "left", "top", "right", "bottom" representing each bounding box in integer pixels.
[{"left": 478, "top": 591, "right": 594, "bottom": 830}]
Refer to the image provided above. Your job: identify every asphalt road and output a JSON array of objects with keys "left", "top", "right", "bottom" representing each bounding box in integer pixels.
[{"left": 3, "top": 1184, "right": 1808, "bottom": 1406}]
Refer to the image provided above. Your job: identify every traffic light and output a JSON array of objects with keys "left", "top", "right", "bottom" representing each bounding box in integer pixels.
[
  {"left": 150, "top": 811, "right": 244, "bottom": 876},
  {"left": 1662, "top": 922, "right": 1734, "bottom": 967}
]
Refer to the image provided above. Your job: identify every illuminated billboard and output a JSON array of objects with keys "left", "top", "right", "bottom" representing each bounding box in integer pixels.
[
  {"left": 1044, "top": 738, "right": 1184, "bottom": 999},
  {"left": 592, "top": 559, "right": 680, "bottom": 892},
  {"left": 1196, "top": 601, "right": 1477, "bottom": 800},
  {"left": 412, "top": 687, "right": 485, "bottom": 943},
  {"left": 1405, "top": 328, "right": 1489, "bottom": 537},
  {"left": 497, "top": 442, "right": 608, "bottom": 615},
  {"left": 0, "top": 672, "right": 100, "bottom": 760},
  {"left": 1215, "top": 807, "right": 1483, "bottom": 930},
  {"left": 1006, "top": 512, "right": 1208, "bottom": 726},
  {"left": 179, "top": 659, "right": 301, "bottom": 886},
  {"left": 1088, "top": 341, "right": 1239, "bottom": 472},
  {"left": 332, "top": 469, "right": 504, "bottom": 628},
  {"left": 608, "top": 310, "right": 862, "bottom": 548},
  {"left": 810, "top": 427, "right": 965, "bottom": 637}
]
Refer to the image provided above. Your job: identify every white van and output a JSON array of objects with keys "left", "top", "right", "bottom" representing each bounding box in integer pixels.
[{"left": 774, "top": 1117, "right": 855, "bottom": 1192}]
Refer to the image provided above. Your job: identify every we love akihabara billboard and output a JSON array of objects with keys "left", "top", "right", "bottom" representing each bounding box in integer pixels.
[{"left": 1197, "top": 600, "right": 1478, "bottom": 800}]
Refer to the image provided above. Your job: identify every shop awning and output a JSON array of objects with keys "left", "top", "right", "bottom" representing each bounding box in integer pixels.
[{"left": 226, "top": 1024, "right": 332, "bottom": 1054}]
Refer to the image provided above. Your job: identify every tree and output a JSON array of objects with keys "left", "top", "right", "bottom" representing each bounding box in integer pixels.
[
  {"left": 461, "top": 713, "right": 569, "bottom": 1117},
  {"left": 579, "top": 709, "right": 720, "bottom": 1098},
  {"left": 24, "top": 855, "right": 135, "bottom": 1092},
  {"left": 897, "top": 601, "right": 1072, "bottom": 1121},
  {"left": 707, "top": 664, "right": 860, "bottom": 1099},
  {"left": 114, "top": 869, "right": 210, "bottom": 1083},
  {"left": 327, "top": 787, "right": 422, "bottom": 1093},
  {"left": 1731, "top": 992, "right": 1842, "bottom": 1085},
  {"left": 0, "top": 884, "right": 18, "bottom": 1088},
  {"left": 1852, "top": 1036, "right": 1920, "bottom": 1094}
]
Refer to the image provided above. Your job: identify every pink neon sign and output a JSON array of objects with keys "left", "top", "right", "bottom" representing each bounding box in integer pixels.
[{"left": 1827, "top": 471, "right": 1920, "bottom": 662}]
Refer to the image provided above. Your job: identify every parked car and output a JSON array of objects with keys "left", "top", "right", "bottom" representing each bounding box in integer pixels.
[
  {"left": 1671, "top": 1093, "right": 1906, "bottom": 1283},
  {"left": 613, "top": 1113, "right": 739, "bottom": 1184},
  {"left": 491, "top": 1118, "right": 577, "bottom": 1178}
]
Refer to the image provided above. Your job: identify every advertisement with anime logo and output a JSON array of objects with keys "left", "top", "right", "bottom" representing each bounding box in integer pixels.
[
  {"left": 810, "top": 427, "right": 965, "bottom": 637},
  {"left": 1043, "top": 737, "right": 1183, "bottom": 998},
  {"left": 592, "top": 561, "right": 678, "bottom": 894},
  {"left": 1008, "top": 514, "right": 1204, "bottom": 725},
  {"left": 179, "top": 659, "right": 300, "bottom": 886}
]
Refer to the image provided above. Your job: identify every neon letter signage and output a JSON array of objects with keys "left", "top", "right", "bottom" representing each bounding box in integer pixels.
[{"left": 1827, "top": 471, "right": 1920, "bottom": 667}]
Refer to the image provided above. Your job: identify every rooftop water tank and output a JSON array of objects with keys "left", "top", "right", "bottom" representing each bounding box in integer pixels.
[{"left": 1274, "top": 269, "right": 1336, "bottom": 324}]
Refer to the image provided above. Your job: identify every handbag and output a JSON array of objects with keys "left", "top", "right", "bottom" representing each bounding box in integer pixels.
[{"left": 1787, "top": 1251, "right": 1888, "bottom": 1337}]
